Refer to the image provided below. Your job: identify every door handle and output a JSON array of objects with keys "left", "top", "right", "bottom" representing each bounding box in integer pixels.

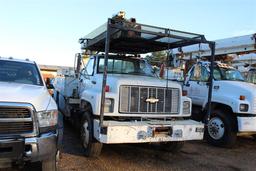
[{"left": 91, "top": 81, "right": 96, "bottom": 84}]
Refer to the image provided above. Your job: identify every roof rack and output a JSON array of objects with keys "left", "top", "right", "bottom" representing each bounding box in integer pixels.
[
  {"left": 79, "top": 17, "right": 215, "bottom": 128},
  {"left": 79, "top": 18, "right": 209, "bottom": 54}
]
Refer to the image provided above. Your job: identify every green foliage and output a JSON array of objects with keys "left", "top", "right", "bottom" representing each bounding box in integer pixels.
[{"left": 145, "top": 51, "right": 167, "bottom": 66}]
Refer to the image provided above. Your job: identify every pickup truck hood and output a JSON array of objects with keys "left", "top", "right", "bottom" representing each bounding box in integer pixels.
[{"left": 0, "top": 82, "right": 54, "bottom": 111}]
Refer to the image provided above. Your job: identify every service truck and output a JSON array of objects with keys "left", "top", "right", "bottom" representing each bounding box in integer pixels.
[
  {"left": 0, "top": 57, "right": 62, "bottom": 170},
  {"left": 53, "top": 16, "right": 215, "bottom": 157},
  {"left": 184, "top": 61, "right": 256, "bottom": 147}
]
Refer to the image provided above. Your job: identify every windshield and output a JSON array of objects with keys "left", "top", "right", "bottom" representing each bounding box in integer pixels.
[
  {"left": 97, "top": 57, "right": 157, "bottom": 77},
  {"left": 0, "top": 60, "right": 43, "bottom": 86},
  {"left": 247, "top": 70, "right": 256, "bottom": 84},
  {"left": 214, "top": 67, "right": 245, "bottom": 81}
]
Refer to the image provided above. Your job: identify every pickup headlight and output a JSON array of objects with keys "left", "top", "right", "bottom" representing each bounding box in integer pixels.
[
  {"left": 183, "top": 101, "right": 191, "bottom": 115},
  {"left": 37, "top": 110, "right": 58, "bottom": 128},
  {"left": 104, "top": 98, "right": 114, "bottom": 113},
  {"left": 240, "top": 104, "right": 249, "bottom": 112}
]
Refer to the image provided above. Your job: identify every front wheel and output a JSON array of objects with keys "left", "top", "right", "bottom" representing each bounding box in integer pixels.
[
  {"left": 80, "top": 112, "right": 103, "bottom": 157},
  {"left": 205, "top": 109, "right": 237, "bottom": 148},
  {"left": 41, "top": 156, "right": 57, "bottom": 171}
]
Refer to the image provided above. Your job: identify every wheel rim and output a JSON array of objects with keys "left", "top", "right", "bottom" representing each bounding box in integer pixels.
[
  {"left": 81, "top": 121, "right": 90, "bottom": 148},
  {"left": 208, "top": 117, "right": 225, "bottom": 140}
]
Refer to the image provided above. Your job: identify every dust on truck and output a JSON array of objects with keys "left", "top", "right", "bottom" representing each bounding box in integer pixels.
[
  {"left": 0, "top": 57, "right": 61, "bottom": 170},
  {"left": 53, "top": 17, "right": 213, "bottom": 157}
]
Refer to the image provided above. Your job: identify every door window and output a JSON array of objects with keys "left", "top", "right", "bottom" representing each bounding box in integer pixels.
[
  {"left": 190, "top": 65, "right": 209, "bottom": 82},
  {"left": 201, "top": 66, "right": 210, "bottom": 82},
  {"left": 85, "top": 58, "right": 95, "bottom": 76},
  {"left": 190, "top": 65, "right": 201, "bottom": 81}
]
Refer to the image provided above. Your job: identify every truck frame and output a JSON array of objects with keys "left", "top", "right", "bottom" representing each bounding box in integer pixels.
[{"left": 54, "top": 17, "right": 216, "bottom": 157}]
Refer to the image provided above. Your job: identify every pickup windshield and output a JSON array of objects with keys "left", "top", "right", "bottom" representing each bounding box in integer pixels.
[
  {"left": 0, "top": 60, "right": 43, "bottom": 86},
  {"left": 214, "top": 67, "right": 245, "bottom": 81},
  {"left": 98, "top": 57, "right": 157, "bottom": 77}
]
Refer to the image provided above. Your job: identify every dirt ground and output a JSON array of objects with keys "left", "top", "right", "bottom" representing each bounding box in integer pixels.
[{"left": 58, "top": 122, "right": 256, "bottom": 171}]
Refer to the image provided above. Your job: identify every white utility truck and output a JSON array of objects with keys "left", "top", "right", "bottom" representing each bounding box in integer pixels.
[
  {"left": 184, "top": 61, "right": 256, "bottom": 147},
  {"left": 0, "top": 57, "right": 62, "bottom": 170},
  {"left": 53, "top": 16, "right": 215, "bottom": 157}
]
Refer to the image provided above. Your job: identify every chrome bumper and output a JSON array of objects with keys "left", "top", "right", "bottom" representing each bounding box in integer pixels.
[{"left": 24, "top": 132, "right": 57, "bottom": 162}]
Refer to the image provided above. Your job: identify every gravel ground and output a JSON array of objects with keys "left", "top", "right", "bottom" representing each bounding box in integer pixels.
[{"left": 59, "top": 122, "right": 256, "bottom": 171}]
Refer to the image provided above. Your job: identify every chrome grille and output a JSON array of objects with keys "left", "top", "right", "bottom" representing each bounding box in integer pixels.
[
  {"left": 0, "top": 108, "right": 31, "bottom": 118},
  {"left": 0, "top": 122, "right": 33, "bottom": 134},
  {"left": 119, "top": 86, "right": 180, "bottom": 114},
  {"left": 0, "top": 106, "right": 34, "bottom": 135}
]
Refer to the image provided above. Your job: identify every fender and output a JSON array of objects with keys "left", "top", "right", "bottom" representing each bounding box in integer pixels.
[
  {"left": 80, "top": 89, "right": 101, "bottom": 115},
  {"left": 202, "top": 95, "right": 249, "bottom": 113}
]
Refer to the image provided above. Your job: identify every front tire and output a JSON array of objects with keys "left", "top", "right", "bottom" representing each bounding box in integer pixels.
[
  {"left": 41, "top": 156, "right": 57, "bottom": 171},
  {"left": 80, "top": 112, "right": 103, "bottom": 157},
  {"left": 205, "top": 109, "right": 237, "bottom": 148}
]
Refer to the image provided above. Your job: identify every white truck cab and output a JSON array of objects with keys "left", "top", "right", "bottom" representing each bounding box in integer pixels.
[
  {"left": 0, "top": 57, "right": 61, "bottom": 170},
  {"left": 184, "top": 61, "right": 256, "bottom": 147}
]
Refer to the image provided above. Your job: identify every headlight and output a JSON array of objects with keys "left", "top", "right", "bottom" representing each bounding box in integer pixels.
[
  {"left": 104, "top": 98, "right": 114, "bottom": 113},
  {"left": 183, "top": 101, "right": 191, "bottom": 115},
  {"left": 240, "top": 104, "right": 249, "bottom": 112},
  {"left": 37, "top": 110, "right": 58, "bottom": 128}
]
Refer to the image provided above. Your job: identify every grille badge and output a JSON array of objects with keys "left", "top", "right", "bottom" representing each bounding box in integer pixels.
[{"left": 146, "top": 97, "right": 159, "bottom": 104}]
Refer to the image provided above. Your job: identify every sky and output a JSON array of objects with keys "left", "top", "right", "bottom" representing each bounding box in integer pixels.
[{"left": 0, "top": 0, "right": 255, "bottom": 66}]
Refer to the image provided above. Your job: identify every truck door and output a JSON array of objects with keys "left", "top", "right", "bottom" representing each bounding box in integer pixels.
[
  {"left": 184, "top": 64, "right": 209, "bottom": 106},
  {"left": 79, "top": 57, "right": 95, "bottom": 94}
]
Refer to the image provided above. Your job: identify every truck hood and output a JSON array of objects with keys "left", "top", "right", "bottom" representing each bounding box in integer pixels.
[
  {"left": 214, "top": 80, "right": 256, "bottom": 101},
  {"left": 0, "top": 82, "right": 55, "bottom": 111},
  {"left": 103, "top": 74, "right": 182, "bottom": 91},
  {"left": 216, "top": 80, "right": 256, "bottom": 92}
]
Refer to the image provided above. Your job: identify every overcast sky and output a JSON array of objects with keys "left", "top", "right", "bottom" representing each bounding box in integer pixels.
[{"left": 0, "top": 0, "right": 255, "bottom": 66}]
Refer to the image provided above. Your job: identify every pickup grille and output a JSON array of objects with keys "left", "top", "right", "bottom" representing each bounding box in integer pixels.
[
  {"left": 0, "top": 108, "right": 31, "bottom": 118},
  {"left": 0, "top": 122, "right": 33, "bottom": 134},
  {"left": 0, "top": 106, "right": 34, "bottom": 135},
  {"left": 119, "top": 86, "right": 180, "bottom": 114}
]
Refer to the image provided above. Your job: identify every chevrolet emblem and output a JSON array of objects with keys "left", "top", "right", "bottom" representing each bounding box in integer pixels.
[{"left": 146, "top": 97, "right": 159, "bottom": 104}]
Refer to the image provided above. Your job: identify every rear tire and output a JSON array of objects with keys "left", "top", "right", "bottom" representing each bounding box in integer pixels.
[
  {"left": 205, "top": 109, "right": 237, "bottom": 148},
  {"left": 160, "top": 141, "right": 184, "bottom": 153},
  {"left": 80, "top": 111, "right": 103, "bottom": 157}
]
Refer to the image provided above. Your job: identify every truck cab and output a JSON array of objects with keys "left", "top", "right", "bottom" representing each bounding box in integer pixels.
[
  {"left": 184, "top": 61, "right": 256, "bottom": 147},
  {"left": 0, "top": 57, "right": 61, "bottom": 170}
]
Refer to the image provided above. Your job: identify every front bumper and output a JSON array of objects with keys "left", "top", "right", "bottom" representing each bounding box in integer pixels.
[
  {"left": 237, "top": 116, "right": 256, "bottom": 132},
  {"left": 0, "top": 132, "right": 57, "bottom": 165},
  {"left": 94, "top": 119, "right": 204, "bottom": 144}
]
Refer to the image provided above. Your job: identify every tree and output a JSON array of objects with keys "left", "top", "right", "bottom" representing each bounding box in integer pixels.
[{"left": 145, "top": 51, "right": 168, "bottom": 66}]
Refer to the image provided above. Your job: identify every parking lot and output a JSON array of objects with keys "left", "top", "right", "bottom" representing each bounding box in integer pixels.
[{"left": 58, "top": 122, "right": 256, "bottom": 171}]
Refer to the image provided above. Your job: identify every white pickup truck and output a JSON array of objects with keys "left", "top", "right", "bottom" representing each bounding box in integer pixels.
[
  {"left": 0, "top": 57, "right": 62, "bottom": 170},
  {"left": 184, "top": 61, "right": 256, "bottom": 147}
]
